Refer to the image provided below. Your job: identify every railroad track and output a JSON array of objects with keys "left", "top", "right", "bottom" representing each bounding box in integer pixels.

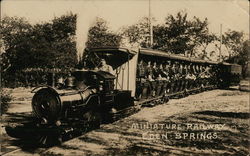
[{"left": 2, "top": 148, "right": 21, "bottom": 156}]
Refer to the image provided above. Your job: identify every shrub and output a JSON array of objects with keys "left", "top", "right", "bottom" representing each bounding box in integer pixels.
[{"left": 0, "top": 88, "right": 12, "bottom": 115}]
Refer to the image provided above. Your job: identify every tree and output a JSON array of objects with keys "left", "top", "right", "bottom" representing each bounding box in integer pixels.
[
  {"left": 86, "top": 17, "right": 122, "bottom": 48},
  {"left": 240, "top": 40, "right": 250, "bottom": 78},
  {"left": 222, "top": 30, "right": 244, "bottom": 58},
  {"left": 121, "top": 17, "right": 154, "bottom": 48},
  {"left": 1, "top": 14, "right": 78, "bottom": 87},
  {"left": 49, "top": 13, "right": 78, "bottom": 68},
  {"left": 0, "top": 16, "right": 32, "bottom": 72},
  {"left": 30, "top": 13, "right": 78, "bottom": 69},
  {"left": 153, "top": 11, "right": 214, "bottom": 56},
  {"left": 1, "top": 14, "right": 78, "bottom": 71},
  {"left": 196, "top": 33, "right": 217, "bottom": 59},
  {"left": 162, "top": 11, "right": 192, "bottom": 54},
  {"left": 226, "top": 39, "right": 250, "bottom": 78},
  {"left": 188, "top": 17, "right": 216, "bottom": 58},
  {"left": 222, "top": 30, "right": 248, "bottom": 77}
]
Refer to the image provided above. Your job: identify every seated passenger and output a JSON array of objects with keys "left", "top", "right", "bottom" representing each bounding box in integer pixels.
[
  {"left": 173, "top": 63, "right": 180, "bottom": 81},
  {"left": 161, "top": 63, "right": 169, "bottom": 78},
  {"left": 170, "top": 62, "right": 177, "bottom": 80},
  {"left": 137, "top": 60, "right": 146, "bottom": 78},
  {"left": 157, "top": 63, "right": 166, "bottom": 78},
  {"left": 99, "top": 59, "right": 114, "bottom": 74},
  {"left": 191, "top": 64, "right": 196, "bottom": 75},
  {"left": 152, "top": 62, "right": 159, "bottom": 78},
  {"left": 179, "top": 63, "right": 185, "bottom": 79},
  {"left": 204, "top": 66, "right": 212, "bottom": 78},
  {"left": 200, "top": 65, "right": 205, "bottom": 73},
  {"left": 146, "top": 61, "right": 155, "bottom": 81},
  {"left": 185, "top": 71, "right": 196, "bottom": 80},
  {"left": 199, "top": 71, "right": 206, "bottom": 79},
  {"left": 148, "top": 74, "right": 155, "bottom": 81},
  {"left": 196, "top": 65, "right": 200, "bottom": 74},
  {"left": 183, "top": 64, "right": 188, "bottom": 75}
]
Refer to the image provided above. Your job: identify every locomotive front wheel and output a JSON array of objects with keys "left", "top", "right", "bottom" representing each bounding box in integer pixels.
[
  {"left": 163, "top": 96, "right": 169, "bottom": 103},
  {"left": 35, "top": 128, "right": 62, "bottom": 147}
]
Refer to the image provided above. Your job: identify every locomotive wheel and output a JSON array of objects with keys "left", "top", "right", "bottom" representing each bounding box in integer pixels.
[
  {"left": 35, "top": 128, "right": 62, "bottom": 147},
  {"left": 183, "top": 89, "right": 188, "bottom": 97},
  {"left": 163, "top": 96, "right": 169, "bottom": 103}
]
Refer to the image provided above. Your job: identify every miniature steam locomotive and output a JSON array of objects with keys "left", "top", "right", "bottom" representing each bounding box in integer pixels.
[{"left": 32, "top": 70, "right": 134, "bottom": 127}]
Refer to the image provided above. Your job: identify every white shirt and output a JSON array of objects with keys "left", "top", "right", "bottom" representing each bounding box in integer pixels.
[{"left": 99, "top": 64, "right": 114, "bottom": 74}]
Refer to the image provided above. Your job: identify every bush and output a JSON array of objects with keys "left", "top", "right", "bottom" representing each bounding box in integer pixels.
[
  {"left": 1, "top": 68, "right": 73, "bottom": 88},
  {"left": 0, "top": 89, "right": 12, "bottom": 115}
]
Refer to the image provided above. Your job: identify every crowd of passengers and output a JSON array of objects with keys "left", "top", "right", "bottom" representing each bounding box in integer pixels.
[{"left": 135, "top": 59, "right": 218, "bottom": 99}]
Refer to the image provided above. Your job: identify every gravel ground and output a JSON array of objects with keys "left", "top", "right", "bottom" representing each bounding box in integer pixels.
[{"left": 1, "top": 88, "right": 249, "bottom": 156}]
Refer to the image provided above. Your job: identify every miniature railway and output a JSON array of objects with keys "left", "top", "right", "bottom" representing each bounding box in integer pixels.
[{"left": 4, "top": 47, "right": 241, "bottom": 148}]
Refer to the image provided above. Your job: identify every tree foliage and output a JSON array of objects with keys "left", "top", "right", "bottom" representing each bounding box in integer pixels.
[
  {"left": 0, "top": 16, "right": 32, "bottom": 72},
  {"left": 86, "top": 17, "right": 122, "bottom": 48},
  {"left": 226, "top": 39, "right": 249, "bottom": 78},
  {"left": 30, "top": 13, "right": 78, "bottom": 69},
  {"left": 121, "top": 11, "right": 216, "bottom": 56},
  {"left": 241, "top": 40, "right": 250, "bottom": 78},
  {"left": 0, "top": 88, "right": 12, "bottom": 114},
  {"left": 221, "top": 30, "right": 248, "bottom": 77},
  {"left": 154, "top": 11, "right": 215, "bottom": 56},
  {"left": 222, "top": 30, "right": 244, "bottom": 58},
  {"left": 1, "top": 13, "right": 77, "bottom": 71},
  {"left": 1, "top": 13, "right": 78, "bottom": 87},
  {"left": 121, "top": 17, "right": 153, "bottom": 48}
]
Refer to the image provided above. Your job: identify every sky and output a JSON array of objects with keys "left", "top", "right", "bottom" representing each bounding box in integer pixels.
[{"left": 1, "top": 0, "right": 249, "bottom": 57}]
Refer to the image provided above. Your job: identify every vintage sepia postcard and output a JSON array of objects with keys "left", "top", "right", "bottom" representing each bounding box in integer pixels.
[{"left": 1, "top": 0, "right": 249, "bottom": 155}]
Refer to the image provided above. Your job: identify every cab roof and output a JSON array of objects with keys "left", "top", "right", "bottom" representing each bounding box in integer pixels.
[{"left": 85, "top": 47, "right": 137, "bottom": 68}]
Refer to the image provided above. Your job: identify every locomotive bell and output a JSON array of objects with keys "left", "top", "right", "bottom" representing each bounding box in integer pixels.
[{"left": 65, "top": 76, "right": 75, "bottom": 87}]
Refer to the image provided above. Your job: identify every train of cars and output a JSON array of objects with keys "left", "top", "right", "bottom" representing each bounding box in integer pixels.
[{"left": 6, "top": 47, "right": 242, "bottom": 146}]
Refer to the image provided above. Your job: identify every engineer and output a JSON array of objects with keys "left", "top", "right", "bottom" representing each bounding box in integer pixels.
[{"left": 99, "top": 59, "right": 114, "bottom": 74}]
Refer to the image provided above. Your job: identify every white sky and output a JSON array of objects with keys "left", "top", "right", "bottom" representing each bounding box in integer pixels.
[
  {"left": 1, "top": 0, "right": 249, "bottom": 57},
  {"left": 2, "top": 0, "right": 249, "bottom": 32}
]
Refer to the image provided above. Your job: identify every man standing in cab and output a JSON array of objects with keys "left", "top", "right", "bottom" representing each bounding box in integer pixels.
[{"left": 99, "top": 59, "right": 115, "bottom": 75}]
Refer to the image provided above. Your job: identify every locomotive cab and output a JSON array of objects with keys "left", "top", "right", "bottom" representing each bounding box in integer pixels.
[{"left": 71, "top": 70, "right": 115, "bottom": 92}]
